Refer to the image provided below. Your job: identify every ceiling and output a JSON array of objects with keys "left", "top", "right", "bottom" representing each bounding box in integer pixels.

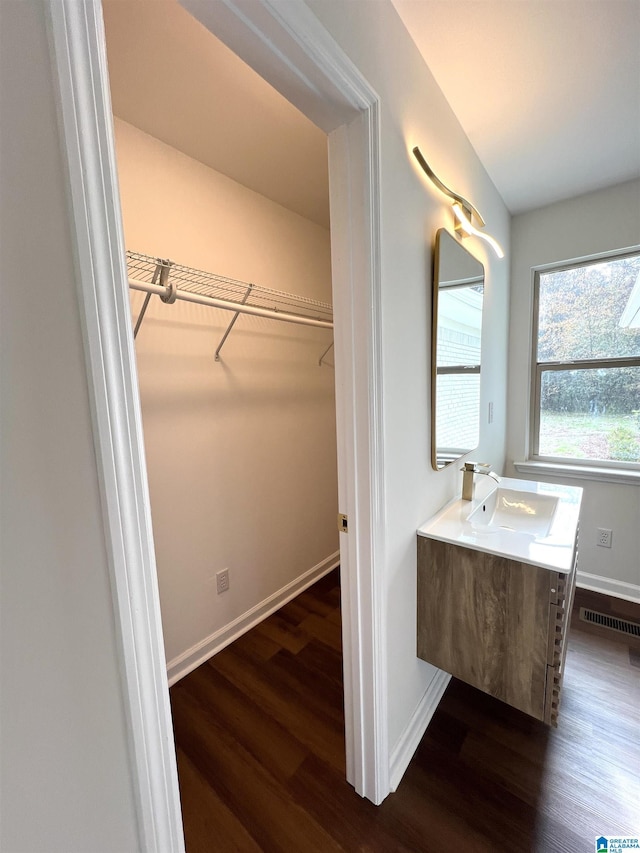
[
  {"left": 391, "top": 0, "right": 640, "bottom": 213},
  {"left": 102, "top": 0, "right": 330, "bottom": 228},
  {"left": 103, "top": 0, "right": 640, "bottom": 224}
]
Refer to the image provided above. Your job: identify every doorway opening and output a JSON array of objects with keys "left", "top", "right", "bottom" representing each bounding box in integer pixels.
[
  {"left": 102, "top": 4, "right": 347, "bottom": 834},
  {"left": 48, "top": 0, "right": 385, "bottom": 845}
]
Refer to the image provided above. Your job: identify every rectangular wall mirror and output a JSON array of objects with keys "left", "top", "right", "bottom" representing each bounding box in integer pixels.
[{"left": 432, "top": 229, "right": 485, "bottom": 470}]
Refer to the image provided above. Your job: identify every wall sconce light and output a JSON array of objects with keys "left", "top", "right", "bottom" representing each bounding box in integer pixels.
[{"left": 412, "top": 146, "right": 504, "bottom": 259}]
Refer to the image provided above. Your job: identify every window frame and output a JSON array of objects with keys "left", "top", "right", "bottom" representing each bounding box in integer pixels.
[{"left": 529, "top": 249, "right": 640, "bottom": 471}]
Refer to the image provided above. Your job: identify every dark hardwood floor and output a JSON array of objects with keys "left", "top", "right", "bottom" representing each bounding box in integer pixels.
[{"left": 170, "top": 570, "right": 640, "bottom": 852}]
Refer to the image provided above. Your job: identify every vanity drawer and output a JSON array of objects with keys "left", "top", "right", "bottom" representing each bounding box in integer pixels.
[{"left": 418, "top": 537, "right": 552, "bottom": 722}]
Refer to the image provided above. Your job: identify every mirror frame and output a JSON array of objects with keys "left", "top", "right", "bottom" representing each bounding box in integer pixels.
[{"left": 432, "top": 229, "right": 485, "bottom": 470}]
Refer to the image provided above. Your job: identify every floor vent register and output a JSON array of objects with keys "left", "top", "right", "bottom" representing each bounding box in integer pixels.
[{"left": 579, "top": 607, "right": 640, "bottom": 638}]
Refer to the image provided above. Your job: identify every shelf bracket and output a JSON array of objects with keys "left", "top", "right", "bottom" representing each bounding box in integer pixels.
[
  {"left": 133, "top": 259, "right": 170, "bottom": 338},
  {"left": 319, "top": 340, "right": 334, "bottom": 367},
  {"left": 214, "top": 284, "right": 253, "bottom": 361}
]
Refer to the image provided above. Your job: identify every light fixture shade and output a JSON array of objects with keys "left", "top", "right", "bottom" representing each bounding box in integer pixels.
[{"left": 452, "top": 203, "right": 504, "bottom": 259}]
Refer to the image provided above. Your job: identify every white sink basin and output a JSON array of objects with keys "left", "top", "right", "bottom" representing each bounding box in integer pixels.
[
  {"left": 417, "top": 477, "right": 582, "bottom": 573},
  {"left": 468, "top": 487, "right": 559, "bottom": 537}
]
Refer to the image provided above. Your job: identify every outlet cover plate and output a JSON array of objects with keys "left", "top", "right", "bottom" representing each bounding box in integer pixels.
[
  {"left": 596, "top": 528, "right": 612, "bottom": 548},
  {"left": 216, "top": 569, "right": 230, "bottom": 594}
]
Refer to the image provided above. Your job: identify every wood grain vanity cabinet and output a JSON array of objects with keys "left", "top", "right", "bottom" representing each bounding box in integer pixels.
[{"left": 417, "top": 535, "right": 578, "bottom": 725}]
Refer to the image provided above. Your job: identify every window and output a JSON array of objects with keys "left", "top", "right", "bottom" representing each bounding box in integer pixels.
[{"left": 531, "top": 251, "right": 640, "bottom": 467}]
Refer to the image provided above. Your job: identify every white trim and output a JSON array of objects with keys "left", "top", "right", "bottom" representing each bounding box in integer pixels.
[
  {"left": 329, "top": 109, "right": 388, "bottom": 803},
  {"left": 167, "top": 552, "right": 340, "bottom": 686},
  {"left": 577, "top": 571, "right": 640, "bottom": 604},
  {"left": 513, "top": 459, "right": 640, "bottom": 486},
  {"left": 180, "top": 0, "right": 371, "bottom": 131},
  {"left": 389, "top": 670, "right": 451, "bottom": 792},
  {"left": 46, "top": 2, "right": 184, "bottom": 850}
]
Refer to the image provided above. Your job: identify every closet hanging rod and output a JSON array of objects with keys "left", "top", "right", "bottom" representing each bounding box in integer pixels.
[
  {"left": 128, "top": 277, "right": 332, "bottom": 328},
  {"left": 127, "top": 251, "right": 333, "bottom": 330}
]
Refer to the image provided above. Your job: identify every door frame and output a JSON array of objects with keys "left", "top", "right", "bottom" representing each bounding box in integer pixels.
[{"left": 47, "top": 0, "right": 388, "bottom": 849}]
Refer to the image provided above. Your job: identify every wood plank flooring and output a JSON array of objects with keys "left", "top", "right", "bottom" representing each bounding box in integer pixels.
[{"left": 170, "top": 570, "right": 640, "bottom": 852}]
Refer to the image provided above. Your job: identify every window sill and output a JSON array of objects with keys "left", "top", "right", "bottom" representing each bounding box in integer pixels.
[{"left": 513, "top": 459, "right": 640, "bottom": 486}]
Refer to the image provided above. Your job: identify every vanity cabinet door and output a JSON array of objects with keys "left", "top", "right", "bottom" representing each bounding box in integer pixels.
[{"left": 417, "top": 537, "right": 556, "bottom": 721}]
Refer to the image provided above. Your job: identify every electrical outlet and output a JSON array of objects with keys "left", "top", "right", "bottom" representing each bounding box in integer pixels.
[
  {"left": 596, "top": 528, "right": 612, "bottom": 548},
  {"left": 216, "top": 569, "right": 230, "bottom": 594}
]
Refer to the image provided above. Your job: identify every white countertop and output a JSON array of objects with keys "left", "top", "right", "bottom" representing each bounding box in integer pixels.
[{"left": 417, "top": 476, "right": 583, "bottom": 573}]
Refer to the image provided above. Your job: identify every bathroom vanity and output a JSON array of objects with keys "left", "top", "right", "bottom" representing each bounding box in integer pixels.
[{"left": 417, "top": 477, "right": 582, "bottom": 725}]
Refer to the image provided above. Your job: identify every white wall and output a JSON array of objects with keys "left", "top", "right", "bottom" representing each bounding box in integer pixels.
[
  {"left": 0, "top": 3, "right": 140, "bottom": 850},
  {"left": 506, "top": 179, "right": 640, "bottom": 601},
  {"left": 304, "top": 0, "right": 511, "bottom": 753},
  {"left": 113, "top": 119, "right": 338, "bottom": 673}
]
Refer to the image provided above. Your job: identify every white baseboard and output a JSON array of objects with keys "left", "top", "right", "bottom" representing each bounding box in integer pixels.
[
  {"left": 167, "top": 551, "right": 340, "bottom": 686},
  {"left": 577, "top": 571, "right": 640, "bottom": 604},
  {"left": 389, "top": 668, "right": 451, "bottom": 792}
]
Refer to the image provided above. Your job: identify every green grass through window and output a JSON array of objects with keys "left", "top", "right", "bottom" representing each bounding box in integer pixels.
[{"left": 539, "top": 411, "right": 640, "bottom": 462}]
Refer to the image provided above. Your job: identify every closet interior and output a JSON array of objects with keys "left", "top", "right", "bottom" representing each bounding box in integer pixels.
[{"left": 103, "top": 0, "right": 340, "bottom": 686}]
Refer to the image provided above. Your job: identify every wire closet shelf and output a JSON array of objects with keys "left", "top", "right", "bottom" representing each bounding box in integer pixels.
[
  {"left": 127, "top": 251, "right": 333, "bottom": 330},
  {"left": 127, "top": 251, "right": 334, "bottom": 363}
]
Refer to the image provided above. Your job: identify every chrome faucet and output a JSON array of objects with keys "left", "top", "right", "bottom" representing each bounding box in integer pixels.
[{"left": 461, "top": 461, "right": 500, "bottom": 501}]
